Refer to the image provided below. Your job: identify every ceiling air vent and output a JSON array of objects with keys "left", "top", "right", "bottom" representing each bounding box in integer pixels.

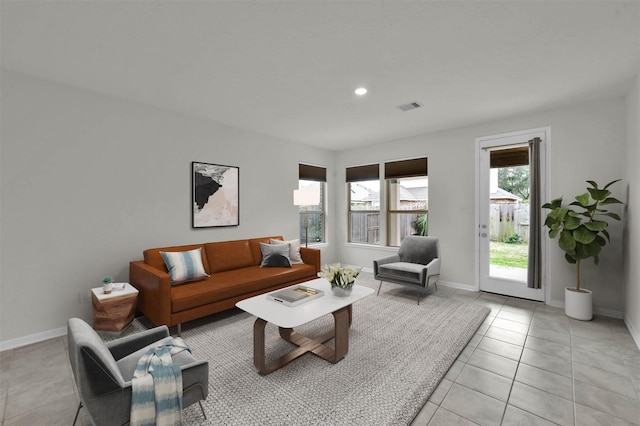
[{"left": 396, "top": 101, "right": 423, "bottom": 112}]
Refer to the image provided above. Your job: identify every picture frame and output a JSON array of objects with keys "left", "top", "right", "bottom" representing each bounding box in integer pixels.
[{"left": 192, "top": 162, "right": 239, "bottom": 228}]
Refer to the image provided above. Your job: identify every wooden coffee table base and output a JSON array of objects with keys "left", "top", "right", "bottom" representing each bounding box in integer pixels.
[{"left": 253, "top": 305, "right": 352, "bottom": 375}]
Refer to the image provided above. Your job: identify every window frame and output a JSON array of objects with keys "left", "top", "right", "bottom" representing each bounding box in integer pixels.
[
  {"left": 298, "top": 163, "right": 327, "bottom": 245},
  {"left": 346, "top": 164, "right": 380, "bottom": 245},
  {"left": 348, "top": 180, "right": 381, "bottom": 245},
  {"left": 298, "top": 180, "right": 326, "bottom": 244},
  {"left": 384, "top": 157, "right": 428, "bottom": 247}
]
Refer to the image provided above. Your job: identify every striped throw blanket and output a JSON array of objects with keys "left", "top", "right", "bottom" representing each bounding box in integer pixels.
[{"left": 131, "top": 337, "right": 191, "bottom": 426}]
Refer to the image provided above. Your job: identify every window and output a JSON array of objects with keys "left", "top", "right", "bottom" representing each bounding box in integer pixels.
[
  {"left": 298, "top": 164, "right": 326, "bottom": 244},
  {"left": 385, "top": 158, "right": 428, "bottom": 246},
  {"left": 347, "top": 164, "right": 380, "bottom": 244}
]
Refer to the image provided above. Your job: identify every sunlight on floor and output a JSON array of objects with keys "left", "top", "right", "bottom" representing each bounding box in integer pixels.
[{"left": 490, "top": 265, "right": 527, "bottom": 282}]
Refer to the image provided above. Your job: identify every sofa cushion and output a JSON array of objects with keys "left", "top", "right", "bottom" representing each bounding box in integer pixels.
[
  {"left": 270, "top": 238, "right": 303, "bottom": 264},
  {"left": 160, "top": 248, "right": 209, "bottom": 284},
  {"left": 144, "top": 244, "right": 210, "bottom": 275},
  {"left": 377, "top": 262, "right": 424, "bottom": 283},
  {"left": 205, "top": 240, "right": 254, "bottom": 273},
  {"left": 116, "top": 336, "right": 197, "bottom": 382},
  {"left": 171, "top": 264, "right": 315, "bottom": 313},
  {"left": 259, "top": 242, "right": 292, "bottom": 268}
]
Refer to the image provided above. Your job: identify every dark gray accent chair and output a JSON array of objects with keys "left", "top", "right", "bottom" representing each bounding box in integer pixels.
[
  {"left": 373, "top": 236, "right": 441, "bottom": 304},
  {"left": 67, "top": 318, "right": 209, "bottom": 426}
]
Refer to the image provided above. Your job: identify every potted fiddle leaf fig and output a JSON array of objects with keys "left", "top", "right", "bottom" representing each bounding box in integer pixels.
[{"left": 542, "top": 179, "right": 622, "bottom": 320}]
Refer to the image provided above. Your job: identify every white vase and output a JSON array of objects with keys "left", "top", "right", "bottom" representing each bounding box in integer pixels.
[
  {"left": 564, "top": 287, "right": 592, "bottom": 320},
  {"left": 103, "top": 282, "right": 113, "bottom": 294},
  {"left": 331, "top": 286, "right": 353, "bottom": 297}
]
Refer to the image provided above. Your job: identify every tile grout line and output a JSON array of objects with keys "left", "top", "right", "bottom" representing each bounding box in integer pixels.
[
  {"left": 451, "top": 295, "right": 542, "bottom": 425},
  {"left": 497, "top": 298, "right": 532, "bottom": 426},
  {"left": 0, "top": 350, "right": 11, "bottom": 426},
  {"left": 569, "top": 321, "right": 577, "bottom": 426},
  {"left": 426, "top": 294, "right": 492, "bottom": 425}
]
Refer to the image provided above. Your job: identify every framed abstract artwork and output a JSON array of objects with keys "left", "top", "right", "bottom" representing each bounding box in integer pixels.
[{"left": 192, "top": 162, "right": 239, "bottom": 228}]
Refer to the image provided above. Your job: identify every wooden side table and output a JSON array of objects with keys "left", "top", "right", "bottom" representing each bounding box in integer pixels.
[{"left": 92, "top": 283, "right": 139, "bottom": 332}]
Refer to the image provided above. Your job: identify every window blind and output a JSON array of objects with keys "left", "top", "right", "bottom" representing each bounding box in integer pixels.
[
  {"left": 489, "top": 146, "right": 529, "bottom": 168},
  {"left": 384, "top": 157, "right": 428, "bottom": 179},
  {"left": 346, "top": 164, "right": 379, "bottom": 182},
  {"left": 299, "top": 164, "right": 326, "bottom": 182}
]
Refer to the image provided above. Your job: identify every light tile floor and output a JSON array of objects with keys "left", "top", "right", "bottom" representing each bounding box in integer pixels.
[
  {"left": 1, "top": 285, "right": 639, "bottom": 425},
  {"left": 412, "top": 287, "right": 640, "bottom": 426}
]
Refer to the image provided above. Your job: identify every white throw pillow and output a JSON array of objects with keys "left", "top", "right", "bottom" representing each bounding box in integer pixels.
[
  {"left": 270, "top": 238, "right": 303, "bottom": 264},
  {"left": 160, "top": 248, "right": 210, "bottom": 284}
]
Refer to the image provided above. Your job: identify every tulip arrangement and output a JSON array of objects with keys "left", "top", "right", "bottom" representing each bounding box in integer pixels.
[{"left": 320, "top": 263, "right": 362, "bottom": 289}]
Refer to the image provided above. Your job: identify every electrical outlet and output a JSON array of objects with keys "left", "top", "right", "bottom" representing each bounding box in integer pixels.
[{"left": 79, "top": 290, "right": 91, "bottom": 304}]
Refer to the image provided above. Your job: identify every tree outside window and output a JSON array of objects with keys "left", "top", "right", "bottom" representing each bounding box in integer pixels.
[{"left": 498, "top": 166, "right": 529, "bottom": 201}]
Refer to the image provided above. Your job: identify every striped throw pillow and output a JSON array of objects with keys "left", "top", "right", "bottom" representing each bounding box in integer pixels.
[{"left": 160, "top": 248, "right": 209, "bottom": 284}]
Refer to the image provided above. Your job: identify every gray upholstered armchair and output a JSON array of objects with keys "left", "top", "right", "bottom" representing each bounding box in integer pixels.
[
  {"left": 373, "top": 236, "right": 441, "bottom": 304},
  {"left": 67, "top": 318, "right": 209, "bottom": 426}
]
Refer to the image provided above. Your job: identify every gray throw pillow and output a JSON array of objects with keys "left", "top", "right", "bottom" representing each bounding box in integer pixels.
[
  {"left": 269, "top": 238, "right": 303, "bottom": 264},
  {"left": 259, "top": 242, "right": 292, "bottom": 268}
]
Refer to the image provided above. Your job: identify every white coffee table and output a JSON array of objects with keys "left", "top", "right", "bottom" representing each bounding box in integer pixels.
[{"left": 236, "top": 278, "right": 374, "bottom": 374}]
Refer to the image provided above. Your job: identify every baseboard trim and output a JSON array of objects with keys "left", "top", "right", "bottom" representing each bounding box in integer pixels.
[
  {"left": 359, "top": 272, "right": 475, "bottom": 293},
  {"left": 547, "top": 299, "right": 623, "bottom": 319},
  {"left": 0, "top": 326, "right": 67, "bottom": 352},
  {"left": 437, "top": 280, "right": 476, "bottom": 292},
  {"left": 624, "top": 316, "right": 640, "bottom": 350},
  {"left": 594, "top": 306, "right": 624, "bottom": 319}
]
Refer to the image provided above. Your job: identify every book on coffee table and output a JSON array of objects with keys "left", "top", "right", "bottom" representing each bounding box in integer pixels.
[{"left": 267, "top": 285, "right": 324, "bottom": 307}]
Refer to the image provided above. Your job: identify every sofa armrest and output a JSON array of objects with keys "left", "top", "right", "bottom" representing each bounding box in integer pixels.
[
  {"left": 373, "top": 254, "right": 401, "bottom": 277},
  {"left": 129, "top": 260, "right": 173, "bottom": 327},
  {"left": 425, "top": 258, "right": 441, "bottom": 277},
  {"left": 300, "top": 247, "right": 321, "bottom": 274},
  {"left": 107, "top": 326, "right": 170, "bottom": 361},
  {"left": 420, "top": 258, "right": 441, "bottom": 287}
]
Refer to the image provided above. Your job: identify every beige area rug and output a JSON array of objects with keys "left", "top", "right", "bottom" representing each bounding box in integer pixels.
[{"left": 116, "top": 278, "right": 489, "bottom": 425}]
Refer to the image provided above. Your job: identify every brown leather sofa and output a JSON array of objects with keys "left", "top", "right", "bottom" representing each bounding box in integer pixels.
[{"left": 129, "top": 236, "right": 320, "bottom": 333}]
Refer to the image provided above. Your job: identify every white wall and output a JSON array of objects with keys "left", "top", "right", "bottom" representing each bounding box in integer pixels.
[
  {"left": 0, "top": 70, "right": 336, "bottom": 346},
  {"left": 335, "top": 97, "right": 627, "bottom": 314},
  {"left": 0, "top": 69, "right": 632, "bottom": 348},
  {"left": 624, "top": 73, "right": 640, "bottom": 344}
]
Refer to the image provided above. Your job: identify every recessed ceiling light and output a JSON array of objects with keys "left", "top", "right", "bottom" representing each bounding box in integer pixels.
[{"left": 354, "top": 87, "right": 367, "bottom": 96}]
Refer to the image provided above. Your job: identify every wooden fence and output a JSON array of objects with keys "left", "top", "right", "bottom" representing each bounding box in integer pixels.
[
  {"left": 349, "top": 213, "right": 380, "bottom": 244},
  {"left": 298, "top": 212, "right": 324, "bottom": 243},
  {"left": 299, "top": 205, "right": 528, "bottom": 245},
  {"left": 490, "top": 203, "right": 530, "bottom": 242},
  {"left": 349, "top": 212, "right": 424, "bottom": 244}
]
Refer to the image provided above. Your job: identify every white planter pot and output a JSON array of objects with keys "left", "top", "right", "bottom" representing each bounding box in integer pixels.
[{"left": 564, "top": 287, "right": 592, "bottom": 321}]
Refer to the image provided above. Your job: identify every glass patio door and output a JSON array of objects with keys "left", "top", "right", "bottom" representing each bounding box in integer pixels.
[{"left": 477, "top": 130, "right": 547, "bottom": 301}]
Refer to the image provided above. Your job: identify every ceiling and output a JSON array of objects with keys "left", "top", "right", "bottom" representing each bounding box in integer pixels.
[{"left": 2, "top": 1, "right": 639, "bottom": 150}]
